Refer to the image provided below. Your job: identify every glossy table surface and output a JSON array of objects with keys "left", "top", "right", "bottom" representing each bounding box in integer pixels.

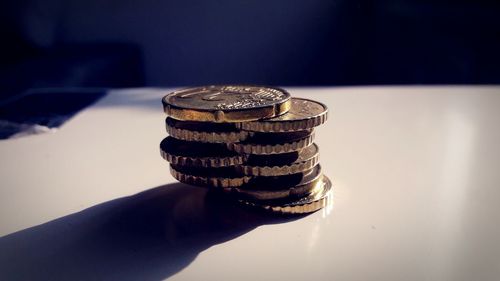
[{"left": 1, "top": 86, "right": 500, "bottom": 281}]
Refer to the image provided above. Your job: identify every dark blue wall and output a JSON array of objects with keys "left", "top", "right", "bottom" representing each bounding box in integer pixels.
[{"left": 1, "top": 0, "right": 500, "bottom": 86}]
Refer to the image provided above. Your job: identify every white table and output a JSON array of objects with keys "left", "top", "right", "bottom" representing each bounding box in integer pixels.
[{"left": 1, "top": 87, "right": 500, "bottom": 281}]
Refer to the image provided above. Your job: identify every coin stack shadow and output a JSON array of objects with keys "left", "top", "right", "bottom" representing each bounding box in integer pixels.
[{"left": 160, "top": 87, "right": 332, "bottom": 215}]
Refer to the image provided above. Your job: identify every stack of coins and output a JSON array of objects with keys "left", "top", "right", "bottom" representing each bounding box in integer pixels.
[{"left": 160, "top": 85, "right": 332, "bottom": 214}]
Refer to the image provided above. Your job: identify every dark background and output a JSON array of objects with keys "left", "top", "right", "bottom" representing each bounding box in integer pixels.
[{"left": 1, "top": 0, "right": 500, "bottom": 100}]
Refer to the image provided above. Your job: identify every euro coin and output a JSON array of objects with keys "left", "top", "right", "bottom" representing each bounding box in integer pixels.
[
  {"left": 237, "top": 98, "right": 328, "bottom": 132},
  {"left": 169, "top": 164, "right": 316, "bottom": 189},
  {"left": 227, "top": 164, "right": 322, "bottom": 200},
  {"left": 169, "top": 164, "right": 251, "bottom": 188},
  {"left": 165, "top": 117, "right": 249, "bottom": 143},
  {"left": 239, "top": 174, "right": 332, "bottom": 214},
  {"left": 236, "top": 143, "right": 319, "bottom": 176},
  {"left": 227, "top": 130, "right": 314, "bottom": 154},
  {"left": 160, "top": 137, "right": 243, "bottom": 167},
  {"left": 162, "top": 85, "right": 291, "bottom": 122}
]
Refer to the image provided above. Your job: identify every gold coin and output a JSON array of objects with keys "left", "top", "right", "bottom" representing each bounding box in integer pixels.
[
  {"left": 162, "top": 85, "right": 291, "bottom": 122},
  {"left": 227, "top": 130, "right": 314, "bottom": 155},
  {"left": 239, "top": 175, "right": 332, "bottom": 214},
  {"left": 160, "top": 137, "right": 243, "bottom": 167},
  {"left": 237, "top": 98, "right": 328, "bottom": 132},
  {"left": 236, "top": 143, "right": 320, "bottom": 176},
  {"left": 169, "top": 164, "right": 251, "bottom": 188},
  {"left": 227, "top": 164, "right": 322, "bottom": 200},
  {"left": 165, "top": 117, "right": 249, "bottom": 143},
  {"left": 169, "top": 163, "right": 316, "bottom": 189}
]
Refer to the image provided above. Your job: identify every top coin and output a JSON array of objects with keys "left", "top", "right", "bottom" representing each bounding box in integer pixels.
[
  {"left": 236, "top": 98, "right": 328, "bottom": 132},
  {"left": 162, "top": 85, "right": 291, "bottom": 122}
]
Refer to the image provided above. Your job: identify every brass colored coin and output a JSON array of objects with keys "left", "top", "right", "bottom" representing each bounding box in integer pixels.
[
  {"left": 160, "top": 137, "right": 243, "bottom": 167},
  {"left": 169, "top": 164, "right": 251, "bottom": 188},
  {"left": 240, "top": 175, "right": 332, "bottom": 214},
  {"left": 162, "top": 85, "right": 291, "bottom": 122},
  {"left": 237, "top": 98, "right": 328, "bottom": 132},
  {"left": 169, "top": 163, "right": 315, "bottom": 189},
  {"left": 227, "top": 164, "right": 322, "bottom": 200},
  {"left": 227, "top": 130, "right": 314, "bottom": 155},
  {"left": 165, "top": 117, "right": 249, "bottom": 143},
  {"left": 237, "top": 143, "right": 320, "bottom": 176}
]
